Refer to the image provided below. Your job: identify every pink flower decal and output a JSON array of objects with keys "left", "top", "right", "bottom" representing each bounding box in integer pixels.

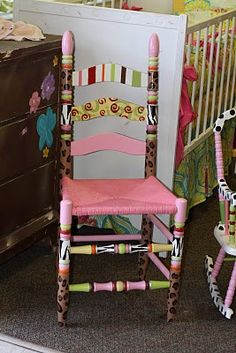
[
  {"left": 41, "top": 72, "right": 55, "bottom": 101},
  {"left": 29, "top": 91, "right": 41, "bottom": 114}
]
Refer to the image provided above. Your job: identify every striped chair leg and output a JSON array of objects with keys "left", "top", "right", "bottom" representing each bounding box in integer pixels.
[
  {"left": 57, "top": 200, "right": 72, "bottom": 327},
  {"left": 167, "top": 198, "right": 187, "bottom": 322}
]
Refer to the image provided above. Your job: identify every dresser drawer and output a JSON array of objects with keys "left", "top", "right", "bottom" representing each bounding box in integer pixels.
[
  {"left": 0, "top": 161, "right": 57, "bottom": 235},
  {"left": 0, "top": 104, "right": 59, "bottom": 182},
  {"left": 0, "top": 35, "right": 61, "bottom": 124}
]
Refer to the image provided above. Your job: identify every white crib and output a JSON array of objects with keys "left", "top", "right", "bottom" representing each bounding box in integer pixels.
[{"left": 117, "top": 1, "right": 236, "bottom": 209}]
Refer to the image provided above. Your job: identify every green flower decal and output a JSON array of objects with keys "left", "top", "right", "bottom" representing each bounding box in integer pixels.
[{"left": 36, "top": 107, "right": 56, "bottom": 151}]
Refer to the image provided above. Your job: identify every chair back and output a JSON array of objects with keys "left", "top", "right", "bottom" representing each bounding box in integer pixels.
[{"left": 60, "top": 30, "right": 159, "bottom": 182}]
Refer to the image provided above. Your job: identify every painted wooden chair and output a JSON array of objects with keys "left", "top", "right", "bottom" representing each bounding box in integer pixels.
[
  {"left": 57, "top": 30, "right": 187, "bottom": 327},
  {"left": 205, "top": 107, "right": 236, "bottom": 319}
]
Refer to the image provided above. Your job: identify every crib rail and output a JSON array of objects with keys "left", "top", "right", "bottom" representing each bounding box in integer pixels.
[
  {"left": 184, "top": 9, "right": 236, "bottom": 156},
  {"left": 77, "top": 0, "right": 122, "bottom": 8}
]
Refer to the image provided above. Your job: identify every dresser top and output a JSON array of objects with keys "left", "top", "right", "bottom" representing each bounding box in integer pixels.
[{"left": 0, "top": 34, "right": 61, "bottom": 62}]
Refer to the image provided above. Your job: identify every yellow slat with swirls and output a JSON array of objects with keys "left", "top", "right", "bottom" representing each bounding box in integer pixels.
[{"left": 71, "top": 97, "right": 147, "bottom": 121}]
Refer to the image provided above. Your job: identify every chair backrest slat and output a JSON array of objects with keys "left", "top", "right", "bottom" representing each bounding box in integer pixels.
[{"left": 71, "top": 132, "right": 146, "bottom": 156}]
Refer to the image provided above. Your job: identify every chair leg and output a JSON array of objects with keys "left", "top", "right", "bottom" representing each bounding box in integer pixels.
[
  {"left": 212, "top": 247, "right": 226, "bottom": 279},
  {"left": 57, "top": 200, "right": 72, "bottom": 327},
  {"left": 167, "top": 198, "right": 187, "bottom": 322},
  {"left": 138, "top": 215, "right": 153, "bottom": 280},
  {"left": 224, "top": 261, "right": 236, "bottom": 309}
]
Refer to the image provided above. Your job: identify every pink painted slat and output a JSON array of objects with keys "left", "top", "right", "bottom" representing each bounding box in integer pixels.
[
  {"left": 71, "top": 132, "right": 146, "bottom": 156},
  {"left": 148, "top": 252, "right": 170, "bottom": 279},
  {"left": 72, "top": 234, "right": 142, "bottom": 242},
  {"left": 147, "top": 214, "right": 173, "bottom": 242}
]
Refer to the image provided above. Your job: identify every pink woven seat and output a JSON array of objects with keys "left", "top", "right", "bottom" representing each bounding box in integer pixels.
[{"left": 62, "top": 176, "right": 177, "bottom": 216}]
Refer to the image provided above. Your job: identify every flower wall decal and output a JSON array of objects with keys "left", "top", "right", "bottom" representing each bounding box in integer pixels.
[
  {"left": 41, "top": 72, "right": 55, "bottom": 101},
  {"left": 36, "top": 107, "right": 56, "bottom": 151},
  {"left": 29, "top": 91, "right": 41, "bottom": 113}
]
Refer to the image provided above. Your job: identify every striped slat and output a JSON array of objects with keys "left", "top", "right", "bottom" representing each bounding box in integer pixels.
[{"left": 72, "top": 63, "right": 147, "bottom": 87}]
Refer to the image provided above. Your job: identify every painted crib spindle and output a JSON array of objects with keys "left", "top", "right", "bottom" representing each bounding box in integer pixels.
[
  {"left": 229, "top": 204, "right": 236, "bottom": 245},
  {"left": 60, "top": 31, "right": 74, "bottom": 188},
  {"left": 214, "top": 131, "right": 228, "bottom": 228},
  {"left": 139, "top": 33, "right": 159, "bottom": 280},
  {"left": 167, "top": 197, "right": 187, "bottom": 322},
  {"left": 57, "top": 200, "right": 72, "bottom": 326}
]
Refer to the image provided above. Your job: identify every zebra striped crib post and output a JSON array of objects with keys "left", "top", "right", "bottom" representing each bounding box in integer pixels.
[
  {"left": 139, "top": 32, "right": 159, "bottom": 280},
  {"left": 167, "top": 197, "right": 187, "bottom": 322},
  {"left": 60, "top": 31, "right": 74, "bottom": 188},
  {"left": 57, "top": 200, "right": 72, "bottom": 327}
]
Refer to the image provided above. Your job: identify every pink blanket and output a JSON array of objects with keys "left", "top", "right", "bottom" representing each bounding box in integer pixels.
[{"left": 175, "top": 64, "right": 198, "bottom": 167}]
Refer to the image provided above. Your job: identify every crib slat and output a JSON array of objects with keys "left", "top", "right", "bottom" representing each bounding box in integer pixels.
[
  {"left": 217, "top": 19, "right": 229, "bottom": 116},
  {"left": 187, "top": 31, "right": 200, "bottom": 146},
  {"left": 208, "top": 25, "right": 216, "bottom": 127},
  {"left": 211, "top": 21, "right": 222, "bottom": 123},
  {"left": 224, "top": 17, "right": 235, "bottom": 111},
  {"left": 202, "top": 25, "right": 213, "bottom": 133},
  {"left": 195, "top": 28, "right": 208, "bottom": 139},
  {"left": 186, "top": 33, "right": 192, "bottom": 65},
  {"left": 230, "top": 17, "right": 236, "bottom": 108}
]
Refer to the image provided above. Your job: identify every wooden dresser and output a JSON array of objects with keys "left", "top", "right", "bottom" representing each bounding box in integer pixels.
[{"left": 0, "top": 35, "right": 61, "bottom": 263}]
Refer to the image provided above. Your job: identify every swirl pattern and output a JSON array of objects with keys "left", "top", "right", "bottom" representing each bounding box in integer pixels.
[{"left": 72, "top": 97, "right": 146, "bottom": 121}]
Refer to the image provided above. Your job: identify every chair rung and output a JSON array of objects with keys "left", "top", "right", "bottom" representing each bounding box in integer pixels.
[
  {"left": 223, "top": 257, "right": 236, "bottom": 262},
  {"left": 70, "top": 243, "right": 173, "bottom": 255},
  {"left": 69, "top": 280, "right": 170, "bottom": 292},
  {"left": 72, "top": 234, "right": 142, "bottom": 242}
]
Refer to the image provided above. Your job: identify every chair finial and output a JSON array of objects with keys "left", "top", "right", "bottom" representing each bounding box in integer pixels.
[
  {"left": 62, "top": 30, "right": 74, "bottom": 55},
  {"left": 149, "top": 33, "right": 159, "bottom": 57}
]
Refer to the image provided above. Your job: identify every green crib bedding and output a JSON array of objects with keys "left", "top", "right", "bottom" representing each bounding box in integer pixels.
[{"left": 0, "top": 0, "right": 13, "bottom": 19}]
